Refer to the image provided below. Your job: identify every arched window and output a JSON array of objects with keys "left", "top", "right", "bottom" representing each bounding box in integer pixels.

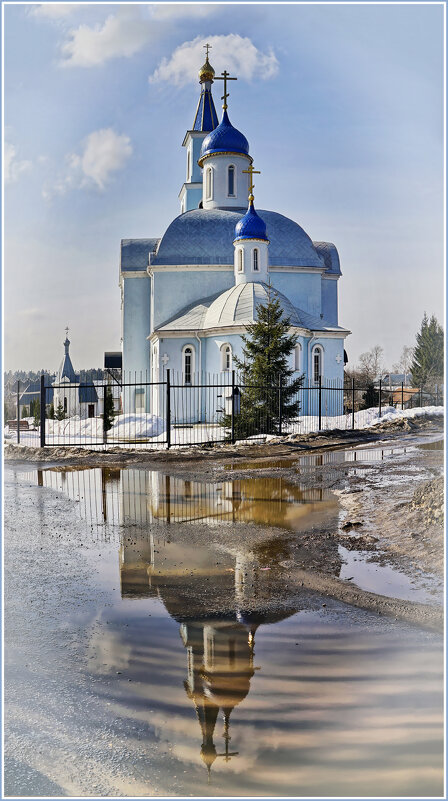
[
  {"left": 221, "top": 343, "right": 232, "bottom": 371},
  {"left": 312, "top": 346, "right": 323, "bottom": 384},
  {"left": 206, "top": 167, "right": 213, "bottom": 200},
  {"left": 237, "top": 249, "right": 244, "bottom": 272},
  {"left": 253, "top": 248, "right": 259, "bottom": 271},
  {"left": 294, "top": 343, "right": 302, "bottom": 371},
  {"left": 228, "top": 165, "right": 235, "bottom": 196},
  {"left": 183, "top": 345, "right": 194, "bottom": 385},
  {"left": 186, "top": 150, "right": 191, "bottom": 181}
]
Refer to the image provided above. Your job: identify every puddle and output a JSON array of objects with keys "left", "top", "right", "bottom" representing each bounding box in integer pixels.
[
  {"left": 339, "top": 546, "right": 442, "bottom": 604},
  {"left": 224, "top": 458, "right": 298, "bottom": 470},
  {"left": 417, "top": 439, "right": 444, "bottom": 451},
  {"left": 5, "top": 464, "right": 444, "bottom": 797},
  {"left": 26, "top": 467, "right": 337, "bottom": 531}
]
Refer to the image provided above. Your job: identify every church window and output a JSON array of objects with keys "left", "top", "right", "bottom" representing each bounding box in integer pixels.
[
  {"left": 183, "top": 346, "right": 194, "bottom": 384},
  {"left": 294, "top": 343, "right": 302, "bottom": 371},
  {"left": 313, "top": 346, "right": 323, "bottom": 384},
  {"left": 135, "top": 388, "right": 145, "bottom": 411},
  {"left": 206, "top": 167, "right": 213, "bottom": 200},
  {"left": 228, "top": 165, "right": 235, "bottom": 196},
  {"left": 186, "top": 149, "right": 191, "bottom": 181},
  {"left": 253, "top": 248, "right": 259, "bottom": 271},
  {"left": 237, "top": 249, "right": 243, "bottom": 272},
  {"left": 221, "top": 344, "right": 232, "bottom": 371}
]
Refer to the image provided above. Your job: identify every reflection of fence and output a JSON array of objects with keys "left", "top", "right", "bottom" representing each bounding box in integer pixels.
[{"left": 5, "top": 372, "right": 444, "bottom": 449}]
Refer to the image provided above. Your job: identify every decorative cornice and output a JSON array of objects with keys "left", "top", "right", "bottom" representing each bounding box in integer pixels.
[{"left": 198, "top": 151, "right": 253, "bottom": 168}]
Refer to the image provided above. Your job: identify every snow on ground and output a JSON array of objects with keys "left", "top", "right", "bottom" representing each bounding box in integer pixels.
[{"left": 3, "top": 405, "right": 444, "bottom": 450}]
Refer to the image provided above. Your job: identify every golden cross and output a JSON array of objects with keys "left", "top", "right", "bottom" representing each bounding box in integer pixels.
[
  {"left": 242, "top": 164, "right": 261, "bottom": 201},
  {"left": 214, "top": 70, "right": 237, "bottom": 110},
  {"left": 203, "top": 43, "right": 211, "bottom": 59}
]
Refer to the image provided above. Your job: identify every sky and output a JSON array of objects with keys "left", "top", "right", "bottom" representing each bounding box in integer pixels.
[{"left": 3, "top": 1, "right": 445, "bottom": 372}]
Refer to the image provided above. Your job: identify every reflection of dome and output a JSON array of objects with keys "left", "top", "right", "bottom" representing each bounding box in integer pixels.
[
  {"left": 199, "top": 110, "right": 250, "bottom": 164},
  {"left": 234, "top": 202, "right": 268, "bottom": 242}
]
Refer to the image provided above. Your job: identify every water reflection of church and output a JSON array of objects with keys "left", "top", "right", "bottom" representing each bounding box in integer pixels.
[{"left": 32, "top": 465, "right": 340, "bottom": 774}]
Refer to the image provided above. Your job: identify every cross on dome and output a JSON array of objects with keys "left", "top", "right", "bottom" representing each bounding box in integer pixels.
[
  {"left": 203, "top": 43, "right": 211, "bottom": 59},
  {"left": 242, "top": 164, "right": 261, "bottom": 203},
  {"left": 214, "top": 70, "right": 237, "bottom": 110}
]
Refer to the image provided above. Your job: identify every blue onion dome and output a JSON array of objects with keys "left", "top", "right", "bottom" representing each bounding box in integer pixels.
[
  {"left": 234, "top": 201, "right": 269, "bottom": 242},
  {"left": 198, "top": 109, "right": 250, "bottom": 165}
]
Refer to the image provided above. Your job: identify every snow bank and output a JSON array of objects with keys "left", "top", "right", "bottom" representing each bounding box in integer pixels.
[
  {"left": 363, "top": 405, "right": 444, "bottom": 428},
  {"left": 110, "top": 413, "right": 165, "bottom": 439}
]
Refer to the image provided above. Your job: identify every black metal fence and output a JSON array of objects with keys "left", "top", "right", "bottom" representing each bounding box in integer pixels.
[{"left": 4, "top": 372, "right": 444, "bottom": 449}]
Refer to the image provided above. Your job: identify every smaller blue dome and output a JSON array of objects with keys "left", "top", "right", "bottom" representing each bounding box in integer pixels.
[
  {"left": 234, "top": 202, "right": 268, "bottom": 242},
  {"left": 199, "top": 109, "right": 249, "bottom": 163}
]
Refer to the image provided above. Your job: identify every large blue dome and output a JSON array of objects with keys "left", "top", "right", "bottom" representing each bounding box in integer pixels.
[
  {"left": 234, "top": 202, "right": 268, "bottom": 242},
  {"left": 198, "top": 110, "right": 249, "bottom": 164}
]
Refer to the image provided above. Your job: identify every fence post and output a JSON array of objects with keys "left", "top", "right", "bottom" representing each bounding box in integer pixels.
[
  {"left": 351, "top": 378, "right": 355, "bottom": 430},
  {"left": 318, "top": 375, "right": 322, "bottom": 431},
  {"left": 16, "top": 380, "right": 20, "bottom": 444},
  {"left": 401, "top": 381, "right": 404, "bottom": 410},
  {"left": 378, "top": 378, "right": 382, "bottom": 418},
  {"left": 231, "top": 370, "right": 236, "bottom": 444},
  {"left": 40, "top": 375, "right": 46, "bottom": 448},
  {"left": 278, "top": 374, "right": 283, "bottom": 436},
  {"left": 166, "top": 369, "right": 171, "bottom": 449},
  {"left": 103, "top": 384, "right": 107, "bottom": 445}
]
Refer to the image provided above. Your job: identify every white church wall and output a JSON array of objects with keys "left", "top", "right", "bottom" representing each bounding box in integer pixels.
[
  {"left": 151, "top": 270, "right": 233, "bottom": 330},
  {"left": 202, "top": 154, "right": 250, "bottom": 210},
  {"left": 321, "top": 277, "right": 339, "bottom": 325},
  {"left": 122, "top": 275, "right": 151, "bottom": 413},
  {"left": 270, "top": 272, "right": 322, "bottom": 317}
]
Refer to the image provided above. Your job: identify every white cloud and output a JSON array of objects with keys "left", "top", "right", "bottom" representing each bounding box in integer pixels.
[
  {"left": 60, "top": 6, "right": 154, "bottom": 67},
  {"left": 150, "top": 34, "right": 279, "bottom": 86},
  {"left": 31, "top": 3, "right": 79, "bottom": 19},
  {"left": 44, "top": 128, "right": 132, "bottom": 198},
  {"left": 4, "top": 142, "right": 32, "bottom": 184},
  {"left": 150, "top": 4, "right": 218, "bottom": 21}
]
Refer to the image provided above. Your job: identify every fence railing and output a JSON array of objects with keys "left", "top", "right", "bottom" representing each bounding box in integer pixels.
[{"left": 4, "top": 371, "right": 444, "bottom": 449}]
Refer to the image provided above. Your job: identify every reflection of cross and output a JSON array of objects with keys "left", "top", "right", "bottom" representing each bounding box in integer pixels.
[
  {"left": 335, "top": 353, "right": 342, "bottom": 364},
  {"left": 216, "top": 718, "right": 238, "bottom": 763},
  {"left": 214, "top": 70, "right": 237, "bottom": 110},
  {"left": 203, "top": 43, "right": 211, "bottom": 59},
  {"left": 161, "top": 353, "right": 170, "bottom": 366},
  {"left": 242, "top": 164, "right": 261, "bottom": 201}
]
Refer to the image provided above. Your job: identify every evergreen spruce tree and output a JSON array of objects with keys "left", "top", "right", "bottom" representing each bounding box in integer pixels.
[
  {"left": 360, "top": 383, "right": 378, "bottom": 410},
  {"left": 222, "top": 288, "right": 304, "bottom": 439},
  {"left": 48, "top": 403, "right": 55, "bottom": 420},
  {"left": 102, "top": 385, "right": 115, "bottom": 432},
  {"left": 411, "top": 313, "right": 444, "bottom": 389},
  {"left": 21, "top": 405, "right": 28, "bottom": 418},
  {"left": 55, "top": 401, "right": 66, "bottom": 421}
]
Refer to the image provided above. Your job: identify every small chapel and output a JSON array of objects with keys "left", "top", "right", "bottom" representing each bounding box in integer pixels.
[{"left": 119, "top": 48, "right": 350, "bottom": 415}]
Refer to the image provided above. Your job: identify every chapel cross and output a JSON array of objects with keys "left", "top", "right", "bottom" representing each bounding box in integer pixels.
[
  {"left": 335, "top": 353, "right": 343, "bottom": 364},
  {"left": 214, "top": 70, "right": 237, "bottom": 110},
  {"left": 203, "top": 43, "right": 211, "bottom": 59},
  {"left": 65, "top": 326, "right": 69, "bottom": 338},
  {"left": 242, "top": 163, "right": 261, "bottom": 201},
  {"left": 161, "top": 353, "right": 170, "bottom": 367}
]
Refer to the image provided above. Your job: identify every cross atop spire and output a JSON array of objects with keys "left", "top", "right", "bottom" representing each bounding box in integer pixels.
[
  {"left": 214, "top": 70, "right": 237, "bottom": 110},
  {"left": 242, "top": 163, "right": 261, "bottom": 203},
  {"left": 203, "top": 43, "right": 211, "bottom": 59}
]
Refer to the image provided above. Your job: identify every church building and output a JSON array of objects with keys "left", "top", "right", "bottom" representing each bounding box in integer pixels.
[{"left": 120, "top": 49, "right": 350, "bottom": 416}]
